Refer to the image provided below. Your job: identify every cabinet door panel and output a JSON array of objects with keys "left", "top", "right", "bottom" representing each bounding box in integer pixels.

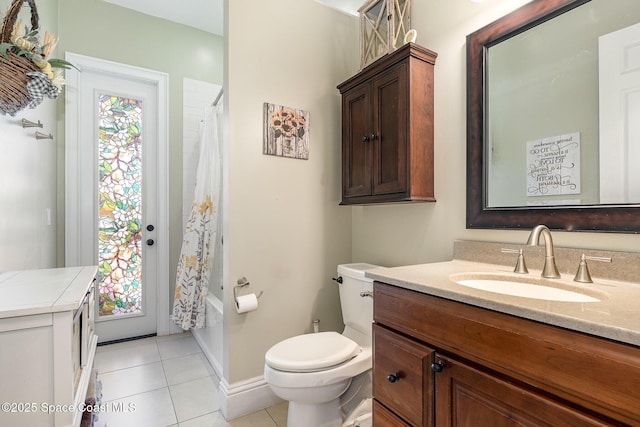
[
  {"left": 343, "top": 84, "right": 372, "bottom": 198},
  {"left": 373, "top": 64, "right": 408, "bottom": 195},
  {"left": 434, "top": 354, "right": 612, "bottom": 427},
  {"left": 374, "top": 324, "right": 434, "bottom": 426}
]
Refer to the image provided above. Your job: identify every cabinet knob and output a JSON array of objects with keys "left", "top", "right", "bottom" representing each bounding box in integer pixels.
[
  {"left": 431, "top": 360, "right": 446, "bottom": 373},
  {"left": 146, "top": 239, "right": 155, "bottom": 246},
  {"left": 387, "top": 372, "right": 400, "bottom": 383},
  {"left": 369, "top": 133, "right": 377, "bottom": 141},
  {"left": 362, "top": 135, "right": 369, "bottom": 142}
]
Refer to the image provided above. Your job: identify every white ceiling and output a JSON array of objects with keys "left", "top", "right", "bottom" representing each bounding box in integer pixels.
[
  {"left": 103, "top": 0, "right": 224, "bottom": 35},
  {"left": 103, "top": 0, "right": 361, "bottom": 36}
]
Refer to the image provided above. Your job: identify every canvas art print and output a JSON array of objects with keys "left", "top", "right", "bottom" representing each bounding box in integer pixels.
[{"left": 263, "top": 102, "right": 310, "bottom": 160}]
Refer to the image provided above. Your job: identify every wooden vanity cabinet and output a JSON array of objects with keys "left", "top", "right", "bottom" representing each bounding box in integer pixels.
[
  {"left": 373, "top": 282, "right": 640, "bottom": 426},
  {"left": 337, "top": 43, "right": 437, "bottom": 205}
]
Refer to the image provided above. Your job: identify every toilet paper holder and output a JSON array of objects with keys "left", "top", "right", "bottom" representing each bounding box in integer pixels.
[{"left": 234, "top": 277, "right": 263, "bottom": 305}]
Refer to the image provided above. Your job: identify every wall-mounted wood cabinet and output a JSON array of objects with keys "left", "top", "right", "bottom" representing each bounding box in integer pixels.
[{"left": 337, "top": 43, "right": 437, "bottom": 205}]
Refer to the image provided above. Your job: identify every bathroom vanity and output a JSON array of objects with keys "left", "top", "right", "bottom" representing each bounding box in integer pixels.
[
  {"left": 368, "top": 243, "right": 640, "bottom": 426},
  {"left": 0, "top": 266, "right": 98, "bottom": 427}
]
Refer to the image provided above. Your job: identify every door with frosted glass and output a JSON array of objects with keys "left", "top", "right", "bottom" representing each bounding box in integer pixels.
[{"left": 65, "top": 54, "right": 168, "bottom": 343}]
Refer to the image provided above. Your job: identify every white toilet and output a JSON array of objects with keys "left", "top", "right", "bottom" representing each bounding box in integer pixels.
[{"left": 264, "top": 263, "right": 381, "bottom": 427}]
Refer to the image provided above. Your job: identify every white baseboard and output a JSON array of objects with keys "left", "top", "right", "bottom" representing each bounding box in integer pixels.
[
  {"left": 219, "top": 375, "right": 284, "bottom": 420},
  {"left": 190, "top": 324, "right": 282, "bottom": 420}
]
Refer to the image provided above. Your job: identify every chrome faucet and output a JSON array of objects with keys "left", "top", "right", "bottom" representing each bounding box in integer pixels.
[{"left": 526, "top": 225, "right": 561, "bottom": 278}]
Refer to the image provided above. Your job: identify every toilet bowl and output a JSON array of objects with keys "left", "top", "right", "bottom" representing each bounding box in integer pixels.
[
  {"left": 264, "top": 263, "right": 381, "bottom": 427},
  {"left": 264, "top": 333, "right": 372, "bottom": 426}
]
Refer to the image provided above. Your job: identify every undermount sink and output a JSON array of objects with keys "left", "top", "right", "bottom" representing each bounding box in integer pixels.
[{"left": 449, "top": 273, "right": 603, "bottom": 303}]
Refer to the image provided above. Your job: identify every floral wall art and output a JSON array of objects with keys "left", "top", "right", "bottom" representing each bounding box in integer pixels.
[{"left": 263, "top": 102, "right": 310, "bottom": 160}]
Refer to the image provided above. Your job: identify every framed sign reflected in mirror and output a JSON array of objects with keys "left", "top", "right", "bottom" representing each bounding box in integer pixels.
[{"left": 466, "top": 0, "right": 640, "bottom": 232}]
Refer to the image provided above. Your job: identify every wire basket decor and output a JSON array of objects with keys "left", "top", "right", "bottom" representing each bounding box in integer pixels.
[{"left": 0, "top": 0, "right": 70, "bottom": 116}]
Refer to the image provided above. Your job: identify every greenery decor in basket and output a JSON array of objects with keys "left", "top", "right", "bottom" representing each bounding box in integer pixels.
[{"left": 0, "top": 0, "right": 75, "bottom": 116}]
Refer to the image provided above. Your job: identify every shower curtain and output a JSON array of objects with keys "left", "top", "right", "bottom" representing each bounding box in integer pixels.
[{"left": 172, "top": 103, "right": 222, "bottom": 330}]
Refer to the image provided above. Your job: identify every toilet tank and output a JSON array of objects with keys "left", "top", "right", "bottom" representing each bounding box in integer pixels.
[{"left": 337, "top": 263, "right": 381, "bottom": 347}]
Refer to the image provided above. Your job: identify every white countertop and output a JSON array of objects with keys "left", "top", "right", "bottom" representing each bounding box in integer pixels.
[
  {"left": 367, "top": 260, "right": 640, "bottom": 347},
  {"left": 0, "top": 266, "right": 98, "bottom": 318}
]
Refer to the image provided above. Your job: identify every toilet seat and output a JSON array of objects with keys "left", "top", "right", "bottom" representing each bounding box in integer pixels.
[{"left": 265, "top": 331, "right": 361, "bottom": 372}]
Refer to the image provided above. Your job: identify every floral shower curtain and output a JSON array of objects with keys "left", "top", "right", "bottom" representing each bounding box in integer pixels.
[{"left": 172, "top": 103, "right": 222, "bottom": 330}]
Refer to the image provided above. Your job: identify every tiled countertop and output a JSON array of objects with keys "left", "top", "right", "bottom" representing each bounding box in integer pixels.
[
  {"left": 0, "top": 266, "right": 98, "bottom": 318},
  {"left": 366, "top": 257, "right": 640, "bottom": 347}
]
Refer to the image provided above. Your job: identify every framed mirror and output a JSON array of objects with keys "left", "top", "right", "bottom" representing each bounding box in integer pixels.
[{"left": 466, "top": 0, "right": 640, "bottom": 232}]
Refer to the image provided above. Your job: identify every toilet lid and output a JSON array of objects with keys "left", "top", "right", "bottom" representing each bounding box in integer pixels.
[{"left": 265, "top": 331, "right": 361, "bottom": 372}]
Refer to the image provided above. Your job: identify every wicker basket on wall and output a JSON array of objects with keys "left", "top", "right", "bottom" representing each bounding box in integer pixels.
[{"left": 0, "top": 0, "right": 41, "bottom": 116}]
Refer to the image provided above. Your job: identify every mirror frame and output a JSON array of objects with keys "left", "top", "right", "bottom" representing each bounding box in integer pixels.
[{"left": 466, "top": 0, "right": 640, "bottom": 233}]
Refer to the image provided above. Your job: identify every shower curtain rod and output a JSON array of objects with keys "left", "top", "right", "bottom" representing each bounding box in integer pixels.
[{"left": 212, "top": 88, "right": 223, "bottom": 107}]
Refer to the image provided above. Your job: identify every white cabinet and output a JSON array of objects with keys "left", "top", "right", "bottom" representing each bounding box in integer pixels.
[{"left": 0, "top": 266, "right": 98, "bottom": 427}]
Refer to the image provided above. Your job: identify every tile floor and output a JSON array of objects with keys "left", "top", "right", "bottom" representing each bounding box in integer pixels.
[{"left": 93, "top": 332, "right": 288, "bottom": 427}]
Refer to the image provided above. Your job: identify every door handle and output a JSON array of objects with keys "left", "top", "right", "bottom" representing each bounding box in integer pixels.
[{"left": 146, "top": 224, "right": 155, "bottom": 246}]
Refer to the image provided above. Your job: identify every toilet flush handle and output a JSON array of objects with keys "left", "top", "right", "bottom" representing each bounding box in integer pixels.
[{"left": 332, "top": 276, "right": 343, "bottom": 284}]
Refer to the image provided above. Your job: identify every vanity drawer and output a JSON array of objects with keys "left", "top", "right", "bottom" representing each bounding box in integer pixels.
[
  {"left": 373, "top": 399, "right": 410, "bottom": 426},
  {"left": 373, "top": 324, "right": 434, "bottom": 427}
]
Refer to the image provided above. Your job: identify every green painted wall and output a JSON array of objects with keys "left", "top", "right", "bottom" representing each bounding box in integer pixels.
[{"left": 56, "top": 0, "right": 224, "bottom": 309}]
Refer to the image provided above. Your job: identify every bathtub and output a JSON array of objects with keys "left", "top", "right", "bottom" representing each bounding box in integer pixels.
[{"left": 192, "top": 293, "right": 223, "bottom": 378}]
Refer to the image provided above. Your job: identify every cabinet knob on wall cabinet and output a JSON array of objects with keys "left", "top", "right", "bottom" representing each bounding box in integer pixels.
[
  {"left": 146, "top": 239, "right": 155, "bottom": 246},
  {"left": 387, "top": 372, "right": 401, "bottom": 383},
  {"left": 431, "top": 360, "right": 446, "bottom": 373},
  {"left": 369, "top": 133, "right": 377, "bottom": 141},
  {"left": 362, "top": 135, "right": 369, "bottom": 142}
]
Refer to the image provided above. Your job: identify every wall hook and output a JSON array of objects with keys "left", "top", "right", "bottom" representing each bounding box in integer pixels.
[
  {"left": 21, "top": 118, "right": 43, "bottom": 128},
  {"left": 35, "top": 131, "right": 54, "bottom": 140}
]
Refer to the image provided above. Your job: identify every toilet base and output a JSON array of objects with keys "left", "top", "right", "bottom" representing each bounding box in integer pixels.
[{"left": 288, "top": 399, "right": 342, "bottom": 427}]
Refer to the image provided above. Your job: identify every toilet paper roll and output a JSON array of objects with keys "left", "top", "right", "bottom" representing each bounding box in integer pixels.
[{"left": 235, "top": 293, "right": 258, "bottom": 314}]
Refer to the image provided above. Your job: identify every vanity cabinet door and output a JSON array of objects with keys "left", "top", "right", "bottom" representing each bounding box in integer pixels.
[
  {"left": 373, "top": 324, "right": 434, "bottom": 427},
  {"left": 433, "top": 353, "right": 612, "bottom": 427}
]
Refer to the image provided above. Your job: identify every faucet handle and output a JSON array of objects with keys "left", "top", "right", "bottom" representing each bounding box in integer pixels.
[
  {"left": 573, "top": 254, "right": 612, "bottom": 283},
  {"left": 501, "top": 248, "right": 529, "bottom": 274}
]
